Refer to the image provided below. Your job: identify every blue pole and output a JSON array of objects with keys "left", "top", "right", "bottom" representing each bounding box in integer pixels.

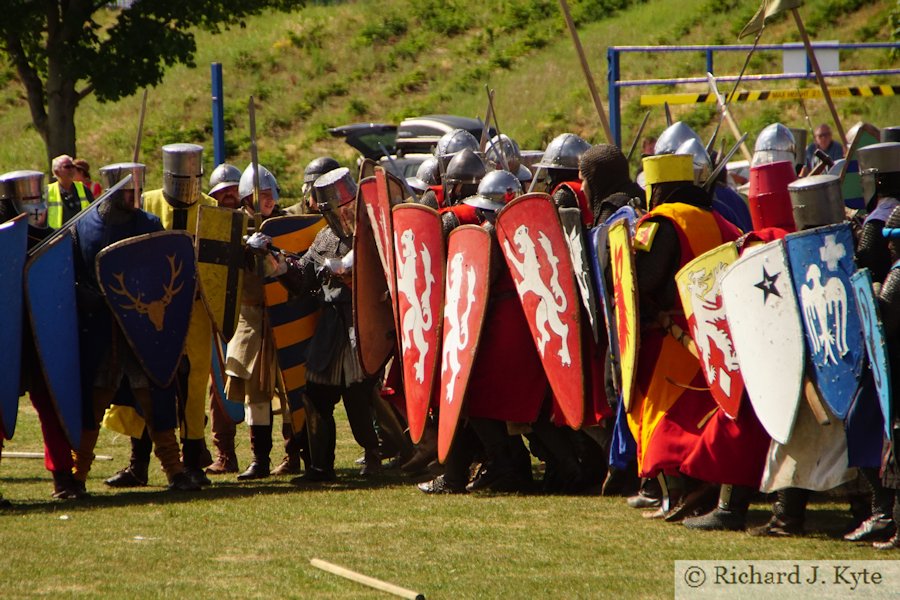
[
  {"left": 211, "top": 63, "right": 226, "bottom": 167},
  {"left": 706, "top": 49, "right": 714, "bottom": 75},
  {"left": 607, "top": 48, "right": 621, "bottom": 147}
]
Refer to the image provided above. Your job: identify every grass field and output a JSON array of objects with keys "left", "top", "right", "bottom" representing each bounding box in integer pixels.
[{"left": 0, "top": 403, "right": 893, "bottom": 598}]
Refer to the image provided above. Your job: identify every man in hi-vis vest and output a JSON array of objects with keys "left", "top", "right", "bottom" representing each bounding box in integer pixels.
[{"left": 47, "top": 154, "right": 93, "bottom": 228}]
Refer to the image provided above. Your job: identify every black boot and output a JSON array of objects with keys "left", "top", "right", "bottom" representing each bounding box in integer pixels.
[
  {"left": 105, "top": 431, "right": 151, "bottom": 487},
  {"left": 845, "top": 468, "right": 896, "bottom": 542},
  {"left": 181, "top": 438, "right": 213, "bottom": 487},
  {"left": 684, "top": 485, "right": 753, "bottom": 531},
  {"left": 52, "top": 470, "right": 90, "bottom": 500},
  {"left": 626, "top": 477, "right": 662, "bottom": 509},
  {"left": 238, "top": 424, "right": 273, "bottom": 480},
  {"left": 874, "top": 500, "right": 900, "bottom": 550},
  {"left": 419, "top": 424, "right": 476, "bottom": 494},
  {"left": 750, "top": 488, "right": 809, "bottom": 536}
]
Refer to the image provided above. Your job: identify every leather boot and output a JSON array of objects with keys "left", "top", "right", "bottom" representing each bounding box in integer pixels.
[
  {"left": 72, "top": 428, "right": 101, "bottom": 483},
  {"left": 627, "top": 477, "right": 662, "bottom": 509},
  {"left": 750, "top": 488, "right": 808, "bottom": 536},
  {"left": 207, "top": 416, "right": 239, "bottom": 475},
  {"left": 238, "top": 424, "right": 272, "bottom": 480},
  {"left": 181, "top": 437, "right": 212, "bottom": 486},
  {"left": 104, "top": 431, "right": 150, "bottom": 487},
  {"left": 644, "top": 474, "right": 684, "bottom": 520},
  {"left": 665, "top": 478, "right": 718, "bottom": 522},
  {"left": 271, "top": 423, "right": 303, "bottom": 476},
  {"left": 51, "top": 470, "right": 90, "bottom": 500},
  {"left": 873, "top": 499, "right": 900, "bottom": 550},
  {"left": 400, "top": 420, "right": 437, "bottom": 475},
  {"left": 206, "top": 452, "right": 239, "bottom": 475},
  {"left": 845, "top": 468, "right": 896, "bottom": 542},
  {"left": 684, "top": 485, "right": 753, "bottom": 531}
]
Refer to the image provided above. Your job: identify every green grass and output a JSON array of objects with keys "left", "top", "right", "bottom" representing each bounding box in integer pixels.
[
  {"left": 0, "top": 0, "right": 897, "bottom": 198},
  {"left": 0, "top": 403, "right": 892, "bottom": 598}
]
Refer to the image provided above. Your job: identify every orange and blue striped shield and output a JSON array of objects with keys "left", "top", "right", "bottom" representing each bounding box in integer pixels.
[{"left": 259, "top": 215, "right": 325, "bottom": 432}]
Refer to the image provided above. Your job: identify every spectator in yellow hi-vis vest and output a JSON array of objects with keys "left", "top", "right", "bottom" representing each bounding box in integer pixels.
[{"left": 47, "top": 154, "right": 93, "bottom": 228}]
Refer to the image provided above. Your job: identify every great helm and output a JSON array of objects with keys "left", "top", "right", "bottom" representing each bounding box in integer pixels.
[
  {"left": 239, "top": 164, "right": 280, "bottom": 202},
  {"left": 314, "top": 167, "right": 357, "bottom": 240},
  {"left": 534, "top": 133, "right": 591, "bottom": 171},
  {"left": 787, "top": 174, "right": 844, "bottom": 231},
  {"left": 654, "top": 122, "right": 703, "bottom": 156},
  {"left": 435, "top": 129, "right": 480, "bottom": 171},
  {"left": 162, "top": 143, "right": 203, "bottom": 205},
  {"left": 100, "top": 162, "right": 146, "bottom": 207},
  {"left": 0, "top": 170, "right": 47, "bottom": 229},
  {"left": 752, "top": 123, "right": 796, "bottom": 167},
  {"left": 303, "top": 156, "right": 341, "bottom": 185},
  {"left": 641, "top": 154, "right": 694, "bottom": 205},
  {"left": 857, "top": 141, "right": 900, "bottom": 204},
  {"left": 463, "top": 169, "right": 522, "bottom": 212},
  {"left": 208, "top": 163, "right": 241, "bottom": 195}
]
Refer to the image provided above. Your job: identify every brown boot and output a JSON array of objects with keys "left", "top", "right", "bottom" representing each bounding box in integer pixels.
[
  {"left": 206, "top": 452, "right": 239, "bottom": 475},
  {"left": 271, "top": 455, "right": 303, "bottom": 476}
]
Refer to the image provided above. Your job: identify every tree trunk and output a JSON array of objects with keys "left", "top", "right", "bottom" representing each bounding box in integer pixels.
[{"left": 44, "top": 18, "right": 78, "bottom": 167}]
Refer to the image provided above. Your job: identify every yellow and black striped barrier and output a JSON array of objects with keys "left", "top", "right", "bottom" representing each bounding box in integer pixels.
[{"left": 640, "top": 84, "right": 900, "bottom": 106}]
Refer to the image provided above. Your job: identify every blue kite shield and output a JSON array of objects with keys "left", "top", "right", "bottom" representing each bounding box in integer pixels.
[
  {"left": 850, "top": 268, "right": 892, "bottom": 438},
  {"left": 96, "top": 231, "right": 197, "bottom": 388},
  {"left": 24, "top": 231, "right": 82, "bottom": 447},
  {"left": 785, "top": 223, "right": 864, "bottom": 419},
  {"left": 0, "top": 216, "right": 28, "bottom": 438}
]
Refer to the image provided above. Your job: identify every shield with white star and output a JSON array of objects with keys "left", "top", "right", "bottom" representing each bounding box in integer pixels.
[
  {"left": 784, "top": 223, "right": 863, "bottom": 420},
  {"left": 721, "top": 239, "right": 804, "bottom": 444}
]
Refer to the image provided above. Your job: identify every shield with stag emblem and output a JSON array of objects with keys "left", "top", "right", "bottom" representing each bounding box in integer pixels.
[
  {"left": 438, "top": 225, "right": 491, "bottom": 463},
  {"left": 496, "top": 193, "right": 584, "bottom": 429},
  {"left": 392, "top": 203, "right": 445, "bottom": 444},
  {"left": 96, "top": 230, "right": 197, "bottom": 388}
]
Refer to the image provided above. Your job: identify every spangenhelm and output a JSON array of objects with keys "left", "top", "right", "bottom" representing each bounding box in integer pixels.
[
  {"left": 787, "top": 174, "right": 844, "bottom": 231},
  {"left": 314, "top": 167, "right": 357, "bottom": 240},
  {"left": 654, "top": 122, "right": 703, "bottom": 156},
  {"left": 409, "top": 156, "right": 440, "bottom": 190},
  {"left": 435, "top": 129, "right": 480, "bottom": 170},
  {"left": 161, "top": 143, "right": 203, "bottom": 205},
  {"left": 751, "top": 123, "right": 796, "bottom": 167},
  {"left": 675, "top": 138, "right": 712, "bottom": 184},
  {"left": 239, "top": 164, "right": 280, "bottom": 202},
  {"left": 100, "top": 162, "right": 146, "bottom": 207},
  {"left": 857, "top": 141, "right": 900, "bottom": 203},
  {"left": 534, "top": 133, "right": 591, "bottom": 171},
  {"left": 641, "top": 154, "right": 694, "bottom": 205},
  {"left": 463, "top": 169, "right": 522, "bottom": 212},
  {"left": 0, "top": 170, "right": 47, "bottom": 228},
  {"left": 444, "top": 148, "right": 487, "bottom": 185},
  {"left": 208, "top": 163, "right": 241, "bottom": 195}
]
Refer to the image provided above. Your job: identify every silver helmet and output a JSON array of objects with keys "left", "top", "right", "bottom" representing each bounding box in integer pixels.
[
  {"left": 314, "top": 167, "right": 357, "bottom": 239},
  {"left": 675, "top": 138, "right": 712, "bottom": 184},
  {"left": 435, "top": 129, "right": 480, "bottom": 170},
  {"left": 752, "top": 123, "right": 796, "bottom": 167},
  {"left": 100, "top": 162, "right": 146, "bottom": 207},
  {"left": 654, "top": 122, "right": 703, "bottom": 156},
  {"left": 464, "top": 169, "right": 522, "bottom": 212},
  {"left": 534, "top": 133, "right": 591, "bottom": 171},
  {"left": 882, "top": 126, "right": 900, "bottom": 144},
  {"left": 485, "top": 134, "right": 520, "bottom": 171},
  {"left": 409, "top": 156, "right": 440, "bottom": 189},
  {"left": 208, "top": 163, "right": 241, "bottom": 195},
  {"left": 0, "top": 170, "right": 46, "bottom": 228},
  {"left": 162, "top": 143, "right": 203, "bottom": 205},
  {"left": 857, "top": 142, "right": 900, "bottom": 203},
  {"left": 788, "top": 174, "right": 844, "bottom": 230},
  {"left": 444, "top": 148, "right": 487, "bottom": 185},
  {"left": 239, "top": 164, "right": 280, "bottom": 202}
]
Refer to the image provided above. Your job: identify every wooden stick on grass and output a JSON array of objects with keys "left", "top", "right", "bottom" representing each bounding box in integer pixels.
[{"left": 310, "top": 558, "right": 425, "bottom": 600}]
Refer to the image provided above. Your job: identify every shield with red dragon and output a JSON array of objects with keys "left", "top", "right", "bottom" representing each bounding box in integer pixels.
[{"left": 608, "top": 218, "right": 640, "bottom": 412}]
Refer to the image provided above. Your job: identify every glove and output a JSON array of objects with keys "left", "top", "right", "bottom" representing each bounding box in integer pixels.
[
  {"left": 245, "top": 232, "right": 273, "bottom": 253},
  {"left": 262, "top": 253, "right": 287, "bottom": 278},
  {"left": 323, "top": 250, "right": 354, "bottom": 276}
]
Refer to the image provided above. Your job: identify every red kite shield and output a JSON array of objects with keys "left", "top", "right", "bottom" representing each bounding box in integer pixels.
[
  {"left": 496, "top": 193, "right": 584, "bottom": 429},
  {"left": 438, "top": 225, "right": 491, "bottom": 463},
  {"left": 371, "top": 167, "right": 398, "bottom": 295},
  {"left": 392, "top": 203, "right": 445, "bottom": 444},
  {"left": 353, "top": 176, "right": 395, "bottom": 376}
]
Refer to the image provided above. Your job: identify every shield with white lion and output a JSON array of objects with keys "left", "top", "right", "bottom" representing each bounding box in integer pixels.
[
  {"left": 392, "top": 203, "right": 445, "bottom": 444},
  {"left": 496, "top": 193, "right": 584, "bottom": 429}
]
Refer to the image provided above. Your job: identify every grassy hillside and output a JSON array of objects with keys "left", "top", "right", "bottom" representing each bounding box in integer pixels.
[{"left": 0, "top": 0, "right": 896, "bottom": 199}]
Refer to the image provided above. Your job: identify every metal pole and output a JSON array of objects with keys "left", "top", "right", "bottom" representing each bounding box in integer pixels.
[
  {"left": 211, "top": 63, "right": 226, "bottom": 167},
  {"left": 706, "top": 48, "right": 714, "bottom": 75},
  {"left": 607, "top": 48, "right": 621, "bottom": 147}
]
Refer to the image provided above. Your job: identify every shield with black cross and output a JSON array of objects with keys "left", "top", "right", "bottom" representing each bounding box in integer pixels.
[{"left": 196, "top": 205, "right": 248, "bottom": 342}]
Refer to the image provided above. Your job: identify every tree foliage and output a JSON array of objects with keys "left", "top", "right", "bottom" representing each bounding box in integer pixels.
[{"left": 0, "top": 0, "right": 300, "bottom": 162}]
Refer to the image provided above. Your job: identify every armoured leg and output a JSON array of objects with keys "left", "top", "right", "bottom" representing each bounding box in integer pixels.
[
  {"left": 683, "top": 485, "right": 754, "bottom": 531},
  {"left": 750, "top": 487, "right": 809, "bottom": 536},
  {"left": 418, "top": 424, "right": 476, "bottom": 494},
  {"left": 238, "top": 424, "right": 273, "bottom": 480},
  {"left": 301, "top": 382, "right": 339, "bottom": 478},
  {"left": 467, "top": 418, "right": 524, "bottom": 492},
  {"left": 845, "top": 467, "right": 896, "bottom": 542},
  {"left": 372, "top": 390, "right": 413, "bottom": 464}
]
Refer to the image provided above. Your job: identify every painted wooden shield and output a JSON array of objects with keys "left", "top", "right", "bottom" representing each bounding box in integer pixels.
[
  {"left": 496, "top": 193, "right": 584, "bottom": 429},
  {"left": 260, "top": 215, "right": 325, "bottom": 433},
  {"left": 785, "top": 223, "right": 863, "bottom": 420},
  {"left": 392, "top": 203, "right": 445, "bottom": 443},
  {"left": 560, "top": 207, "right": 601, "bottom": 343},
  {"left": 370, "top": 167, "right": 399, "bottom": 299},
  {"left": 97, "top": 230, "right": 196, "bottom": 388},
  {"left": 721, "top": 240, "right": 804, "bottom": 444},
  {"left": 676, "top": 242, "right": 744, "bottom": 418},
  {"left": 438, "top": 225, "right": 491, "bottom": 463},
  {"left": 196, "top": 205, "right": 247, "bottom": 342},
  {"left": 211, "top": 335, "right": 245, "bottom": 423},
  {"left": 851, "top": 268, "right": 892, "bottom": 438},
  {"left": 353, "top": 176, "right": 395, "bottom": 376},
  {"left": 24, "top": 231, "right": 82, "bottom": 446},
  {"left": 608, "top": 218, "right": 640, "bottom": 413},
  {"left": 0, "top": 216, "right": 27, "bottom": 438}
]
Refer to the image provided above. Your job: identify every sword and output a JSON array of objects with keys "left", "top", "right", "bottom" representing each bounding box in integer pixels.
[
  {"left": 626, "top": 111, "right": 651, "bottom": 162},
  {"left": 483, "top": 87, "right": 511, "bottom": 171},
  {"left": 663, "top": 101, "right": 672, "bottom": 127},
  {"left": 479, "top": 85, "right": 494, "bottom": 153},
  {"left": 706, "top": 73, "right": 752, "bottom": 163},
  {"left": 703, "top": 132, "right": 749, "bottom": 191},
  {"left": 133, "top": 89, "right": 148, "bottom": 163},
  {"left": 248, "top": 96, "right": 261, "bottom": 215}
]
